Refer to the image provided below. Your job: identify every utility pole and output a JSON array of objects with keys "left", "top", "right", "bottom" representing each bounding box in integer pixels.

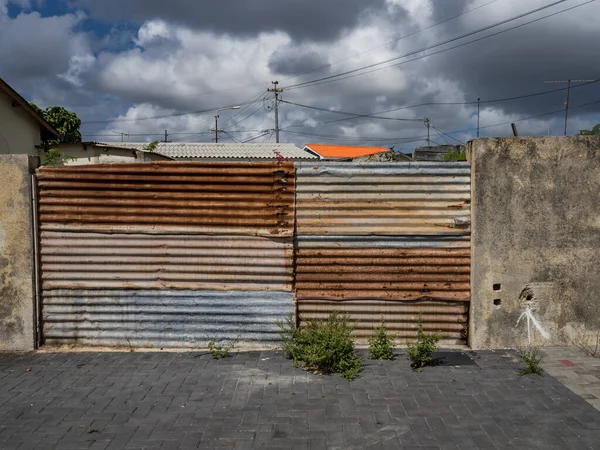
[
  {"left": 268, "top": 81, "right": 283, "bottom": 143},
  {"left": 477, "top": 98, "right": 481, "bottom": 138},
  {"left": 545, "top": 79, "right": 594, "bottom": 136},
  {"left": 214, "top": 106, "right": 241, "bottom": 143},
  {"left": 120, "top": 132, "right": 129, "bottom": 142},
  {"left": 424, "top": 118, "right": 431, "bottom": 146},
  {"left": 162, "top": 130, "right": 170, "bottom": 143}
]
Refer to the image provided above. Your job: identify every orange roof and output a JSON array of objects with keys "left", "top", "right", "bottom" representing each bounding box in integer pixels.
[{"left": 305, "top": 144, "right": 389, "bottom": 158}]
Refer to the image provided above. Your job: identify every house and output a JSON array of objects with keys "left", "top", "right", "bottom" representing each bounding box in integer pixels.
[
  {"left": 73, "top": 142, "right": 318, "bottom": 161},
  {"left": 0, "top": 78, "right": 59, "bottom": 155},
  {"left": 303, "top": 144, "right": 389, "bottom": 160},
  {"left": 53, "top": 142, "right": 172, "bottom": 165}
]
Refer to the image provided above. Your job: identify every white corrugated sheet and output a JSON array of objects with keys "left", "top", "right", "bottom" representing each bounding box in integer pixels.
[{"left": 91, "top": 142, "right": 317, "bottom": 160}]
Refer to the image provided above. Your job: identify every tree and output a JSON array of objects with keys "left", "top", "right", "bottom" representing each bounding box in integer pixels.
[
  {"left": 444, "top": 145, "right": 467, "bottom": 162},
  {"left": 30, "top": 103, "right": 81, "bottom": 166},
  {"left": 579, "top": 124, "right": 600, "bottom": 136},
  {"left": 30, "top": 103, "right": 82, "bottom": 145}
]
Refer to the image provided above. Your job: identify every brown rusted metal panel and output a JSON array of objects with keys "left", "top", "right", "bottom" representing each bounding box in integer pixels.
[
  {"left": 298, "top": 300, "right": 469, "bottom": 343},
  {"left": 36, "top": 161, "right": 294, "bottom": 237},
  {"left": 295, "top": 162, "right": 471, "bottom": 343}
]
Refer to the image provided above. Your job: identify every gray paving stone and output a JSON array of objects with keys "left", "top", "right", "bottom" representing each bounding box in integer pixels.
[{"left": 1, "top": 350, "right": 600, "bottom": 449}]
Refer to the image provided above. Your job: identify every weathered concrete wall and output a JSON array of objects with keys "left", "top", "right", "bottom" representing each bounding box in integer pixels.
[
  {"left": 470, "top": 137, "right": 600, "bottom": 349},
  {"left": 0, "top": 155, "right": 36, "bottom": 351}
]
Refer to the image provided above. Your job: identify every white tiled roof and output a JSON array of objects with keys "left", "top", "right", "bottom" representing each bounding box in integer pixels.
[{"left": 92, "top": 143, "right": 317, "bottom": 160}]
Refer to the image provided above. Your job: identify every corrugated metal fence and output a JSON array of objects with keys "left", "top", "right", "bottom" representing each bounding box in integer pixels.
[
  {"left": 36, "top": 162, "right": 295, "bottom": 347},
  {"left": 295, "top": 162, "right": 471, "bottom": 344},
  {"left": 36, "top": 160, "right": 471, "bottom": 348}
]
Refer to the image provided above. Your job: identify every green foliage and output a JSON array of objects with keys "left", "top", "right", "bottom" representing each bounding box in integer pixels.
[
  {"left": 368, "top": 318, "right": 395, "bottom": 360},
  {"left": 41, "top": 148, "right": 76, "bottom": 166},
  {"left": 30, "top": 102, "right": 82, "bottom": 144},
  {"left": 444, "top": 145, "right": 467, "bottom": 162},
  {"left": 278, "top": 312, "right": 362, "bottom": 381},
  {"left": 406, "top": 314, "right": 441, "bottom": 370},
  {"left": 144, "top": 140, "right": 159, "bottom": 152},
  {"left": 579, "top": 124, "right": 600, "bottom": 136},
  {"left": 517, "top": 346, "right": 543, "bottom": 376},
  {"left": 208, "top": 337, "right": 239, "bottom": 359}
]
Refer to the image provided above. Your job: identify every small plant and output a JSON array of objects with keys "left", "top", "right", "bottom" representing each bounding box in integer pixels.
[
  {"left": 517, "top": 346, "right": 543, "bottom": 376},
  {"left": 406, "top": 314, "right": 441, "bottom": 370},
  {"left": 277, "top": 312, "right": 362, "bottom": 381},
  {"left": 41, "top": 148, "right": 75, "bottom": 166},
  {"left": 208, "top": 337, "right": 238, "bottom": 359},
  {"left": 144, "top": 140, "right": 159, "bottom": 152},
  {"left": 368, "top": 318, "right": 395, "bottom": 360}
]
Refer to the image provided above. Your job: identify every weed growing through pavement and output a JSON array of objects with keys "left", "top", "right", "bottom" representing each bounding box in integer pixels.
[
  {"left": 277, "top": 312, "right": 362, "bottom": 381},
  {"left": 517, "top": 346, "right": 543, "bottom": 376},
  {"left": 208, "top": 337, "right": 239, "bottom": 359},
  {"left": 368, "top": 317, "right": 395, "bottom": 360},
  {"left": 406, "top": 314, "right": 441, "bottom": 371}
]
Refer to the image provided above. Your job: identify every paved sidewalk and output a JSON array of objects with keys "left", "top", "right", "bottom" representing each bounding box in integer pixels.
[
  {"left": 542, "top": 347, "right": 600, "bottom": 411},
  {"left": 1, "top": 349, "right": 600, "bottom": 449}
]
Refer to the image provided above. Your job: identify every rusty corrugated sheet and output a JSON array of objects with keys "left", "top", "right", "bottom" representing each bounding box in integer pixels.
[
  {"left": 295, "top": 162, "right": 471, "bottom": 343},
  {"left": 296, "top": 162, "right": 470, "bottom": 235},
  {"left": 298, "top": 300, "right": 468, "bottom": 343},
  {"left": 40, "top": 232, "right": 292, "bottom": 291},
  {"left": 42, "top": 290, "right": 293, "bottom": 348},
  {"left": 36, "top": 161, "right": 294, "bottom": 237},
  {"left": 36, "top": 161, "right": 296, "bottom": 348}
]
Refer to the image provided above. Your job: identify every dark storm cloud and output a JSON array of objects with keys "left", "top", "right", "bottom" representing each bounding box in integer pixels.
[
  {"left": 269, "top": 48, "right": 329, "bottom": 76},
  {"left": 420, "top": 17, "right": 600, "bottom": 119},
  {"left": 74, "top": 0, "right": 387, "bottom": 41}
]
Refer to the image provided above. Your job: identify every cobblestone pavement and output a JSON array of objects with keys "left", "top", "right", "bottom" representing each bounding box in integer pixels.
[
  {"left": 542, "top": 347, "right": 600, "bottom": 411},
  {"left": 1, "top": 349, "right": 600, "bottom": 450}
]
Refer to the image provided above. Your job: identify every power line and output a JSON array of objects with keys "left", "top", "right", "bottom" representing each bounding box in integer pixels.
[
  {"left": 283, "top": 98, "right": 600, "bottom": 145},
  {"left": 281, "top": 79, "right": 600, "bottom": 130},
  {"left": 284, "top": 0, "right": 591, "bottom": 91},
  {"left": 278, "top": 0, "right": 500, "bottom": 84},
  {"left": 279, "top": 100, "right": 425, "bottom": 122}
]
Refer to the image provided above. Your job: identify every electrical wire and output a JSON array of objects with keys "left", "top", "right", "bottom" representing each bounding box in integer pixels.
[
  {"left": 279, "top": 100, "right": 425, "bottom": 122},
  {"left": 284, "top": 0, "right": 591, "bottom": 91},
  {"left": 279, "top": 0, "right": 501, "bottom": 84},
  {"left": 281, "top": 79, "right": 599, "bottom": 130},
  {"left": 283, "top": 98, "right": 600, "bottom": 145},
  {"left": 431, "top": 125, "right": 466, "bottom": 145}
]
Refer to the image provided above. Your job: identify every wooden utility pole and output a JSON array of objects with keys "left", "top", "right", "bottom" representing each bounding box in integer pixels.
[{"left": 267, "top": 81, "right": 283, "bottom": 143}]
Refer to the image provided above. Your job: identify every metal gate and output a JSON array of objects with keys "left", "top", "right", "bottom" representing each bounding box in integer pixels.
[
  {"left": 295, "top": 162, "right": 471, "bottom": 344},
  {"left": 36, "top": 162, "right": 295, "bottom": 348}
]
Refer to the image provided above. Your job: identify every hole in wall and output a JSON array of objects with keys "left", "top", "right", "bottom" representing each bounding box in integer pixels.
[
  {"left": 493, "top": 283, "right": 501, "bottom": 292},
  {"left": 493, "top": 299, "right": 502, "bottom": 308}
]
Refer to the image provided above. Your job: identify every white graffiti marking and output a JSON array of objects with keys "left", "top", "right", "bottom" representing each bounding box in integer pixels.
[{"left": 516, "top": 306, "right": 550, "bottom": 343}]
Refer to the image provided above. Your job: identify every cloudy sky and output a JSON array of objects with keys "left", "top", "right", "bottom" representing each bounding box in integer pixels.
[{"left": 1, "top": 0, "right": 599, "bottom": 151}]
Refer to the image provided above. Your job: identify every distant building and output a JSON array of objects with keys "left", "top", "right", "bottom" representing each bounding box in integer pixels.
[
  {"left": 303, "top": 144, "right": 389, "bottom": 160},
  {"left": 66, "top": 142, "right": 318, "bottom": 162},
  {"left": 413, "top": 145, "right": 462, "bottom": 161},
  {"left": 52, "top": 142, "right": 171, "bottom": 165},
  {"left": 0, "top": 78, "right": 59, "bottom": 155}
]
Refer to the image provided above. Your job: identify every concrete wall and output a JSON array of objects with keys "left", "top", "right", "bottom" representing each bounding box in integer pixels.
[
  {"left": 0, "top": 92, "right": 41, "bottom": 155},
  {"left": 470, "top": 137, "right": 600, "bottom": 349},
  {"left": 0, "top": 155, "right": 37, "bottom": 351}
]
